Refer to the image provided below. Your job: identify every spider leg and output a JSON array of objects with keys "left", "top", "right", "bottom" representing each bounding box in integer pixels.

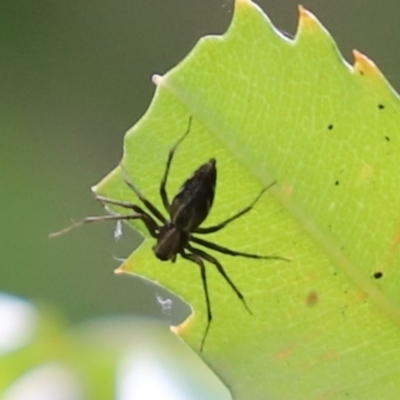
[
  {"left": 195, "top": 181, "right": 276, "bottom": 234},
  {"left": 50, "top": 213, "right": 158, "bottom": 239},
  {"left": 96, "top": 195, "right": 157, "bottom": 220},
  {"left": 180, "top": 249, "right": 212, "bottom": 352},
  {"left": 95, "top": 195, "right": 147, "bottom": 211},
  {"left": 190, "top": 236, "right": 290, "bottom": 262},
  {"left": 160, "top": 116, "right": 193, "bottom": 216},
  {"left": 120, "top": 164, "right": 167, "bottom": 224},
  {"left": 188, "top": 245, "right": 252, "bottom": 315},
  {"left": 95, "top": 195, "right": 159, "bottom": 235}
]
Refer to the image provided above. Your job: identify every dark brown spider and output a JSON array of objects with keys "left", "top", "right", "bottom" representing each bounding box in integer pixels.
[{"left": 51, "top": 117, "right": 289, "bottom": 350}]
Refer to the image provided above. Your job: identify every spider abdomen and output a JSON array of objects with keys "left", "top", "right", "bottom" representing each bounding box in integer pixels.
[{"left": 170, "top": 158, "right": 216, "bottom": 231}]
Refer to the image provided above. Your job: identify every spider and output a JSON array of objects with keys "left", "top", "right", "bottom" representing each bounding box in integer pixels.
[{"left": 51, "top": 117, "right": 289, "bottom": 350}]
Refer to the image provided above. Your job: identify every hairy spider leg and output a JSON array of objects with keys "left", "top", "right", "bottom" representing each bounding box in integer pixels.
[
  {"left": 189, "top": 245, "right": 252, "bottom": 315},
  {"left": 49, "top": 195, "right": 159, "bottom": 238},
  {"left": 160, "top": 116, "right": 193, "bottom": 216},
  {"left": 190, "top": 236, "right": 291, "bottom": 262},
  {"left": 49, "top": 213, "right": 156, "bottom": 238},
  {"left": 95, "top": 195, "right": 159, "bottom": 237},
  {"left": 195, "top": 181, "right": 277, "bottom": 234},
  {"left": 120, "top": 164, "right": 167, "bottom": 224},
  {"left": 180, "top": 250, "right": 212, "bottom": 352}
]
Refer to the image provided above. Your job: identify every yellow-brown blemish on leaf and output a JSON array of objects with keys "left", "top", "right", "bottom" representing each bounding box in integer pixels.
[
  {"left": 391, "top": 218, "right": 400, "bottom": 251},
  {"left": 322, "top": 351, "right": 339, "bottom": 362},
  {"left": 281, "top": 183, "right": 294, "bottom": 199},
  {"left": 354, "top": 291, "right": 369, "bottom": 303},
  {"left": 274, "top": 344, "right": 295, "bottom": 361},
  {"left": 306, "top": 291, "right": 319, "bottom": 307},
  {"left": 382, "top": 218, "right": 400, "bottom": 275},
  {"left": 359, "top": 162, "right": 374, "bottom": 183},
  {"left": 315, "top": 389, "right": 335, "bottom": 400}
]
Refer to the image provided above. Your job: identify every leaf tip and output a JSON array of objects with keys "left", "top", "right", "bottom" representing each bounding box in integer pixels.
[
  {"left": 297, "top": 4, "right": 306, "bottom": 15},
  {"left": 114, "top": 255, "right": 133, "bottom": 274},
  {"left": 298, "top": 5, "right": 319, "bottom": 31},
  {"left": 352, "top": 49, "right": 379, "bottom": 77},
  {"left": 152, "top": 74, "right": 164, "bottom": 87},
  {"left": 114, "top": 266, "right": 124, "bottom": 275},
  {"left": 171, "top": 312, "right": 193, "bottom": 338},
  {"left": 235, "top": 0, "right": 253, "bottom": 9}
]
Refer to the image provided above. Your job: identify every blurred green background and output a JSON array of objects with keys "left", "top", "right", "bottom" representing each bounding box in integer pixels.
[{"left": 2, "top": 0, "right": 400, "bottom": 328}]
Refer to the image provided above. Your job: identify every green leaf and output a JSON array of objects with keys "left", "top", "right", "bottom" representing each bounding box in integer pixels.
[{"left": 95, "top": 0, "right": 400, "bottom": 398}]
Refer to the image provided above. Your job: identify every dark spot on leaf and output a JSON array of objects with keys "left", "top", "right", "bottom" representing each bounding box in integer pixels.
[
  {"left": 327, "top": 124, "right": 334, "bottom": 130},
  {"left": 306, "top": 291, "right": 318, "bottom": 307},
  {"left": 335, "top": 180, "right": 339, "bottom": 186},
  {"left": 378, "top": 104, "right": 385, "bottom": 110},
  {"left": 373, "top": 271, "right": 383, "bottom": 279},
  {"left": 385, "top": 136, "right": 390, "bottom": 142},
  {"left": 360, "top": 70, "right": 364, "bottom": 75}
]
